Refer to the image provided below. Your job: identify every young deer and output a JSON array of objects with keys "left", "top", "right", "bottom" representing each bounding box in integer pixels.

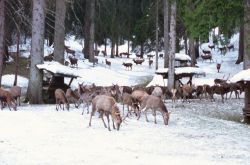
[{"left": 105, "top": 59, "right": 111, "bottom": 68}]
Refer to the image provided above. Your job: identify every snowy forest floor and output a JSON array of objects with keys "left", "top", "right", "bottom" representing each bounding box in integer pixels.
[{"left": 0, "top": 96, "right": 250, "bottom": 165}]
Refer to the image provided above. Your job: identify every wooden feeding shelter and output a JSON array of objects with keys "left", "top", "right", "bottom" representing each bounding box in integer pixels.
[
  {"left": 147, "top": 67, "right": 205, "bottom": 87},
  {"left": 230, "top": 69, "right": 250, "bottom": 123},
  {"left": 37, "top": 62, "right": 81, "bottom": 103},
  {"left": 174, "top": 53, "right": 191, "bottom": 68}
]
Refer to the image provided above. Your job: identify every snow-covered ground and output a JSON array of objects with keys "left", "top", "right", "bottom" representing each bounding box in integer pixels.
[{"left": 1, "top": 33, "right": 250, "bottom": 165}]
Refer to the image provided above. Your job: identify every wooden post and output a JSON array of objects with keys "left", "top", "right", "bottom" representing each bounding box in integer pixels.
[{"left": 243, "top": 81, "right": 250, "bottom": 123}]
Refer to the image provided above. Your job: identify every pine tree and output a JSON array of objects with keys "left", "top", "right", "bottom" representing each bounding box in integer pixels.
[
  {"left": 28, "top": 0, "right": 45, "bottom": 104},
  {"left": 0, "top": 0, "right": 5, "bottom": 87}
]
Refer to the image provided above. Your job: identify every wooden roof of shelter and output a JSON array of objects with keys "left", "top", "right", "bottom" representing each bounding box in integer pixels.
[
  {"left": 230, "top": 69, "right": 250, "bottom": 83},
  {"left": 174, "top": 53, "right": 191, "bottom": 62},
  {"left": 155, "top": 67, "right": 205, "bottom": 79},
  {"left": 36, "top": 61, "right": 80, "bottom": 79},
  {"left": 156, "top": 67, "right": 205, "bottom": 86},
  {"left": 37, "top": 62, "right": 80, "bottom": 87}
]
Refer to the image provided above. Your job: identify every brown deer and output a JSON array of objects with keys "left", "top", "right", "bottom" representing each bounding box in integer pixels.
[
  {"left": 149, "top": 59, "right": 153, "bottom": 67},
  {"left": 65, "top": 45, "right": 75, "bottom": 56},
  {"left": 138, "top": 95, "right": 170, "bottom": 125},
  {"left": 227, "top": 44, "right": 234, "bottom": 51},
  {"left": 89, "top": 95, "right": 122, "bottom": 131},
  {"left": 54, "top": 88, "right": 69, "bottom": 111},
  {"left": 44, "top": 53, "right": 54, "bottom": 61},
  {"left": 10, "top": 86, "right": 22, "bottom": 106},
  {"left": 66, "top": 88, "right": 80, "bottom": 108},
  {"left": 0, "top": 88, "right": 17, "bottom": 111},
  {"left": 68, "top": 56, "right": 78, "bottom": 67},
  {"left": 122, "top": 62, "right": 133, "bottom": 70},
  {"left": 208, "top": 44, "right": 215, "bottom": 50},
  {"left": 105, "top": 59, "right": 111, "bottom": 68},
  {"left": 201, "top": 54, "right": 213, "bottom": 62},
  {"left": 133, "top": 59, "right": 144, "bottom": 65}
]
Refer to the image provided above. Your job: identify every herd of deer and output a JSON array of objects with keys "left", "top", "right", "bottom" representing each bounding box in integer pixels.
[
  {"left": 53, "top": 73, "right": 245, "bottom": 131},
  {"left": 54, "top": 83, "right": 171, "bottom": 131},
  {"left": 201, "top": 43, "right": 235, "bottom": 73},
  {"left": 0, "top": 74, "right": 245, "bottom": 131}
]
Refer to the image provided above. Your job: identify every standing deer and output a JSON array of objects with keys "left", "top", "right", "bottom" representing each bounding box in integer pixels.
[
  {"left": 138, "top": 95, "right": 170, "bottom": 125},
  {"left": 89, "top": 95, "right": 122, "bottom": 131},
  {"left": 216, "top": 60, "right": 223, "bottom": 73}
]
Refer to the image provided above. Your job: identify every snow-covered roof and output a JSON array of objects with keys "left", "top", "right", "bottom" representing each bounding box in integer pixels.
[
  {"left": 175, "top": 53, "right": 191, "bottom": 61},
  {"left": 155, "top": 67, "right": 205, "bottom": 76},
  {"left": 230, "top": 68, "right": 250, "bottom": 82},
  {"left": 146, "top": 74, "right": 167, "bottom": 87},
  {"left": 36, "top": 61, "right": 81, "bottom": 78}
]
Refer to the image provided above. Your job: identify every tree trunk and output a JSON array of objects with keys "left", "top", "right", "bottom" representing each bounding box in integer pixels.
[
  {"left": 104, "top": 38, "right": 107, "bottom": 54},
  {"left": 155, "top": 0, "right": 159, "bottom": 70},
  {"left": 236, "top": 27, "right": 244, "bottom": 64},
  {"left": 14, "top": 32, "right": 20, "bottom": 86},
  {"left": 168, "top": 0, "right": 176, "bottom": 91},
  {"left": 111, "top": 39, "right": 115, "bottom": 58},
  {"left": 184, "top": 35, "right": 188, "bottom": 55},
  {"left": 84, "top": 0, "right": 90, "bottom": 59},
  {"left": 127, "top": 40, "right": 130, "bottom": 53},
  {"left": 163, "top": 0, "right": 169, "bottom": 68},
  {"left": 140, "top": 42, "right": 144, "bottom": 57},
  {"left": 243, "top": 0, "right": 250, "bottom": 123},
  {"left": 54, "top": 0, "right": 66, "bottom": 64},
  {"left": 189, "top": 38, "right": 196, "bottom": 66},
  {"left": 195, "top": 39, "right": 200, "bottom": 58},
  {"left": 28, "top": 0, "right": 45, "bottom": 104},
  {"left": 115, "top": 37, "right": 119, "bottom": 57},
  {"left": 88, "top": 0, "right": 95, "bottom": 63},
  {"left": 0, "top": 0, "right": 5, "bottom": 87}
]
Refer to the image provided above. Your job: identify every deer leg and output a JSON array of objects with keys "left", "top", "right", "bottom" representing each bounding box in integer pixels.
[
  {"left": 56, "top": 99, "right": 59, "bottom": 111},
  {"left": 106, "top": 114, "right": 111, "bottom": 131},
  {"left": 7, "top": 103, "right": 11, "bottom": 111},
  {"left": 82, "top": 104, "right": 86, "bottom": 115},
  {"left": 221, "top": 94, "right": 224, "bottom": 103},
  {"left": 153, "top": 110, "right": 157, "bottom": 124},
  {"left": 11, "top": 100, "right": 17, "bottom": 111},
  {"left": 137, "top": 111, "right": 141, "bottom": 120},
  {"left": 145, "top": 111, "right": 149, "bottom": 122},
  {"left": 18, "top": 96, "right": 21, "bottom": 106},
  {"left": 0, "top": 101, "right": 3, "bottom": 110},
  {"left": 87, "top": 103, "right": 90, "bottom": 114},
  {"left": 229, "top": 91, "right": 233, "bottom": 99},
  {"left": 74, "top": 100, "right": 78, "bottom": 108},
  {"left": 101, "top": 113, "right": 107, "bottom": 128},
  {"left": 122, "top": 103, "right": 124, "bottom": 116},
  {"left": 236, "top": 91, "right": 239, "bottom": 99},
  {"left": 62, "top": 103, "right": 64, "bottom": 110},
  {"left": 127, "top": 105, "right": 132, "bottom": 117},
  {"left": 112, "top": 118, "right": 116, "bottom": 129},
  {"left": 88, "top": 109, "right": 96, "bottom": 127}
]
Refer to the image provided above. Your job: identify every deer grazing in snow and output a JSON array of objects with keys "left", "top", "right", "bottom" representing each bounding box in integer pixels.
[
  {"left": 138, "top": 95, "right": 170, "bottom": 125},
  {"left": 55, "top": 88, "right": 69, "bottom": 111},
  {"left": 89, "top": 95, "right": 122, "bottom": 131}
]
